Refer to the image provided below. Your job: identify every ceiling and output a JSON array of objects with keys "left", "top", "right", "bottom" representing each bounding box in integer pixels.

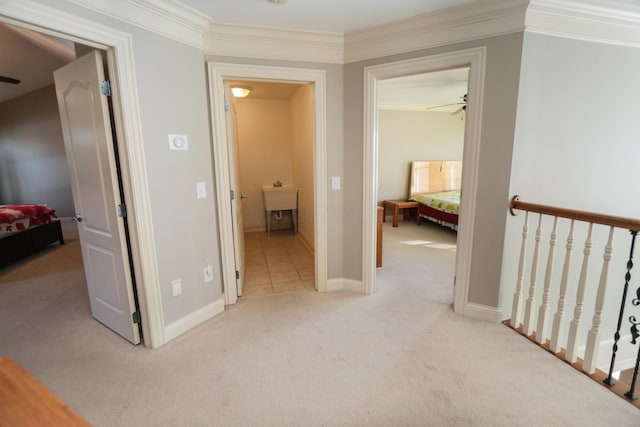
[{"left": 182, "top": 0, "right": 477, "bottom": 33}]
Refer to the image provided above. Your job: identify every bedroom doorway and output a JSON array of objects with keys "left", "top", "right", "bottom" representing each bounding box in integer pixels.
[
  {"left": 376, "top": 69, "right": 468, "bottom": 305},
  {"left": 363, "top": 48, "right": 487, "bottom": 317},
  {"left": 0, "top": 17, "right": 152, "bottom": 346},
  {"left": 207, "top": 62, "right": 328, "bottom": 305}
]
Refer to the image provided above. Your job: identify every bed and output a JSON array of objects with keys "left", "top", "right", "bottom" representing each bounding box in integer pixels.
[
  {"left": 409, "top": 160, "right": 462, "bottom": 230},
  {"left": 0, "top": 204, "right": 64, "bottom": 266}
]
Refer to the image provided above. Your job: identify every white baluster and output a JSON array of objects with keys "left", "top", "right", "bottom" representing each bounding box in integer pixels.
[
  {"left": 524, "top": 214, "right": 543, "bottom": 336},
  {"left": 536, "top": 216, "right": 558, "bottom": 344},
  {"left": 550, "top": 220, "right": 575, "bottom": 353},
  {"left": 583, "top": 226, "right": 615, "bottom": 374},
  {"left": 566, "top": 223, "right": 594, "bottom": 363},
  {"left": 511, "top": 211, "right": 529, "bottom": 329}
]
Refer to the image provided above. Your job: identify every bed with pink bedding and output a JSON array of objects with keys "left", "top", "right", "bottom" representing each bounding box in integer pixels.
[{"left": 0, "top": 204, "right": 64, "bottom": 266}]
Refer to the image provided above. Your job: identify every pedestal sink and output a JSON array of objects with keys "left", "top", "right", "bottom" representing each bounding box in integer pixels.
[{"left": 263, "top": 185, "right": 298, "bottom": 236}]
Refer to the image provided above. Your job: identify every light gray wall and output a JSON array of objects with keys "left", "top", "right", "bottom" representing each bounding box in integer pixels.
[
  {"left": 205, "top": 55, "right": 345, "bottom": 279},
  {"left": 378, "top": 109, "right": 465, "bottom": 204},
  {"left": 503, "top": 32, "right": 640, "bottom": 347},
  {"left": 0, "top": 85, "right": 74, "bottom": 216},
  {"left": 344, "top": 33, "right": 524, "bottom": 307}
]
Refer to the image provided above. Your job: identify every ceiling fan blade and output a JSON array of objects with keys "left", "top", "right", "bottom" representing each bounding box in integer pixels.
[{"left": 0, "top": 76, "right": 21, "bottom": 85}]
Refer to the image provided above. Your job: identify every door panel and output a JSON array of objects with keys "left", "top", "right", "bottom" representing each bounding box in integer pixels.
[
  {"left": 224, "top": 82, "right": 245, "bottom": 296},
  {"left": 54, "top": 50, "right": 140, "bottom": 344}
]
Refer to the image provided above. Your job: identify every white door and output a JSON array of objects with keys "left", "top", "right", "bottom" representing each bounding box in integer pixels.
[
  {"left": 54, "top": 51, "right": 140, "bottom": 344},
  {"left": 225, "top": 82, "right": 246, "bottom": 296}
]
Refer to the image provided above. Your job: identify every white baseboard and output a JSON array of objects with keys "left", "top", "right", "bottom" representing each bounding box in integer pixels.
[
  {"left": 464, "top": 302, "right": 502, "bottom": 323},
  {"left": 325, "top": 278, "right": 364, "bottom": 293},
  {"left": 164, "top": 297, "right": 225, "bottom": 343}
]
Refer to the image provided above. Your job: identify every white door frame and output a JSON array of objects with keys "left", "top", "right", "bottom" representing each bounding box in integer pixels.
[
  {"left": 363, "top": 47, "right": 486, "bottom": 315},
  {"left": 207, "top": 62, "right": 328, "bottom": 305},
  {"left": 0, "top": 0, "right": 165, "bottom": 347}
]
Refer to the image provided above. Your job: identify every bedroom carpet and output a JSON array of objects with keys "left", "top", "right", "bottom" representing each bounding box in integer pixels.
[{"left": 0, "top": 220, "right": 638, "bottom": 426}]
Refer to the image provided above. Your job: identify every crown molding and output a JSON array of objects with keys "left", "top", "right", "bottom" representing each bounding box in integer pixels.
[
  {"left": 525, "top": 0, "right": 640, "bottom": 48},
  {"left": 344, "top": 0, "right": 528, "bottom": 63},
  {"left": 204, "top": 22, "right": 344, "bottom": 64},
  {"left": 64, "top": 0, "right": 211, "bottom": 49}
]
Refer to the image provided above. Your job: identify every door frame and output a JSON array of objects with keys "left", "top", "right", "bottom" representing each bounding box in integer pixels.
[
  {"left": 207, "top": 62, "right": 328, "bottom": 304},
  {"left": 0, "top": 0, "right": 164, "bottom": 347},
  {"left": 362, "top": 47, "right": 486, "bottom": 315}
]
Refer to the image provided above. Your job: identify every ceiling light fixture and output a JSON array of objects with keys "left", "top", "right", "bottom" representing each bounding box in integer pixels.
[
  {"left": 267, "top": 0, "right": 287, "bottom": 3},
  {"left": 231, "top": 86, "right": 252, "bottom": 98}
]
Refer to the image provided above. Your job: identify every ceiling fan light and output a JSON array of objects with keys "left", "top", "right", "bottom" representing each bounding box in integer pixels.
[{"left": 231, "top": 86, "right": 251, "bottom": 98}]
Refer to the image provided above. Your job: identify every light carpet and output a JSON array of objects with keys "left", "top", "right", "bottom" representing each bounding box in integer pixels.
[{"left": 0, "top": 220, "right": 637, "bottom": 426}]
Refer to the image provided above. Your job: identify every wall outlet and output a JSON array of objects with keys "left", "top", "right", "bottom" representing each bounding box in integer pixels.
[
  {"left": 171, "top": 279, "right": 182, "bottom": 297},
  {"left": 204, "top": 263, "right": 213, "bottom": 283}
]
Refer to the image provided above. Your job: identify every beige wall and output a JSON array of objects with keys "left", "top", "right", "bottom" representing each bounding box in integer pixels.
[
  {"left": 236, "top": 97, "right": 294, "bottom": 231},
  {"left": 291, "top": 84, "right": 315, "bottom": 249},
  {"left": 378, "top": 109, "right": 465, "bottom": 204},
  {"left": 0, "top": 85, "right": 74, "bottom": 216}
]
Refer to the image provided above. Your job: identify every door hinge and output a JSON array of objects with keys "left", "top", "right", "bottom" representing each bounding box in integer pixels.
[
  {"left": 230, "top": 190, "right": 235, "bottom": 201},
  {"left": 132, "top": 311, "right": 141, "bottom": 324},
  {"left": 100, "top": 80, "right": 112, "bottom": 97},
  {"left": 116, "top": 203, "right": 127, "bottom": 218},
  {"left": 224, "top": 100, "right": 230, "bottom": 112},
  {"left": 454, "top": 276, "right": 457, "bottom": 286},
  {"left": 236, "top": 270, "right": 240, "bottom": 280}
]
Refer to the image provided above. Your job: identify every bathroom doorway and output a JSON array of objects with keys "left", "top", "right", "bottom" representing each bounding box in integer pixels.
[
  {"left": 228, "top": 80, "right": 316, "bottom": 297},
  {"left": 207, "top": 62, "right": 328, "bottom": 305}
]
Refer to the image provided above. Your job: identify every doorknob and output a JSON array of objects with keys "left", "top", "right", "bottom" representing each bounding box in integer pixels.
[
  {"left": 240, "top": 194, "right": 248, "bottom": 199},
  {"left": 72, "top": 213, "right": 83, "bottom": 222}
]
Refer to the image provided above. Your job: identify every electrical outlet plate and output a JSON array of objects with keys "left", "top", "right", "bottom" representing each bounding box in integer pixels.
[
  {"left": 196, "top": 182, "right": 206, "bottom": 199},
  {"left": 171, "top": 279, "right": 182, "bottom": 297},
  {"left": 331, "top": 176, "right": 341, "bottom": 190},
  {"left": 204, "top": 263, "right": 213, "bottom": 283}
]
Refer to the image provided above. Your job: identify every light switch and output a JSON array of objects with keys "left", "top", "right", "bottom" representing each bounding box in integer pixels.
[
  {"left": 204, "top": 263, "right": 213, "bottom": 283},
  {"left": 169, "top": 134, "right": 188, "bottom": 151},
  {"left": 196, "top": 182, "right": 206, "bottom": 199},
  {"left": 331, "top": 176, "right": 341, "bottom": 190}
]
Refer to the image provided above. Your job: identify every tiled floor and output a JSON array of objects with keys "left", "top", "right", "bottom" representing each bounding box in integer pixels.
[{"left": 241, "top": 230, "right": 315, "bottom": 297}]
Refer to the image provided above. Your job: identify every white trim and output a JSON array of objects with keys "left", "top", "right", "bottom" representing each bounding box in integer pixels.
[
  {"left": 525, "top": 0, "right": 640, "bottom": 48},
  {"left": 65, "top": 0, "right": 210, "bottom": 49},
  {"left": 362, "top": 47, "right": 486, "bottom": 317},
  {"left": 345, "top": 0, "right": 526, "bottom": 63},
  {"left": 204, "top": 22, "right": 344, "bottom": 64},
  {"left": 326, "top": 278, "right": 364, "bottom": 293},
  {"left": 0, "top": 0, "right": 165, "bottom": 348},
  {"left": 463, "top": 303, "right": 502, "bottom": 323},
  {"left": 164, "top": 297, "right": 225, "bottom": 343},
  {"left": 207, "top": 62, "right": 328, "bottom": 303}
]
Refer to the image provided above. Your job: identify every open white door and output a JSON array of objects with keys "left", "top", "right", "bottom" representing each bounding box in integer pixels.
[
  {"left": 54, "top": 51, "right": 140, "bottom": 344},
  {"left": 224, "top": 82, "right": 246, "bottom": 296}
]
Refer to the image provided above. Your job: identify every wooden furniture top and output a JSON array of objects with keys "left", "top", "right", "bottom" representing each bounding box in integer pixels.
[{"left": 0, "top": 357, "right": 90, "bottom": 427}]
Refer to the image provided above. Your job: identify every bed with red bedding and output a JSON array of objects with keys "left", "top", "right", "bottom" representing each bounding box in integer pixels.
[{"left": 0, "top": 204, "right": 64, "bottom": 266}]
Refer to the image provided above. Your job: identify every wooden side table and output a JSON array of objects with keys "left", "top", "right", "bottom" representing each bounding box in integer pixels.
[
  {"left": 0, "top": 357, "right": 90, "bottom": 426},
  {"left": 382, "top": 200, "right": 419, "bottom": 227}
]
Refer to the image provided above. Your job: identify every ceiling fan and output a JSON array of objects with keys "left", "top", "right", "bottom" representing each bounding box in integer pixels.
[
  {"left": 425, "top": 93, "right": 467, "bottom": 115},
  {"left": 0, "top": 75, "right": 21, "bottom": 85}
]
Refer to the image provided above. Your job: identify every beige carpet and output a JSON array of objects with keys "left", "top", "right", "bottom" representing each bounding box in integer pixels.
[{"left": 0, "top": 220, "right": 638, "bottom": 426}]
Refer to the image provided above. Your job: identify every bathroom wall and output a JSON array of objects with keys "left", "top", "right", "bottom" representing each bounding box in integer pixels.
[
  {"left": 291, "top": 84, "right": 314, "bottom": 249},
  {"left": 235, "top": 95, "right": 295, "bottom": 231}
]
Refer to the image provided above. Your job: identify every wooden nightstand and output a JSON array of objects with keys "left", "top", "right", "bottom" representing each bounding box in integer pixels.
[{"left": 382, "top": 200, "right": 419, "bottom": 227}]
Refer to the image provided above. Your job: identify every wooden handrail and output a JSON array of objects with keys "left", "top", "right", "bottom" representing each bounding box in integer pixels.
[{"left": 510, "top": 196, "right": 640, "bottom": 232}]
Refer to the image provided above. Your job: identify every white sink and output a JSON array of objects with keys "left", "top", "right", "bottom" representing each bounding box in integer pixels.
[{"left": 262, "top": 185, "right": 298, "bottom": 211}]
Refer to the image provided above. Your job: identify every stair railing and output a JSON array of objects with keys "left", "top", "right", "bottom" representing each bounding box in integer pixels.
[{"left": 508, "top": 196, "right": 640, "bottom": 399}]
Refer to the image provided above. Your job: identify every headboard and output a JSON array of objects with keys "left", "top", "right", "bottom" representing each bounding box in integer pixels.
[{"left": 409, "top": 160, "right": 462, "bottom": 198}]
